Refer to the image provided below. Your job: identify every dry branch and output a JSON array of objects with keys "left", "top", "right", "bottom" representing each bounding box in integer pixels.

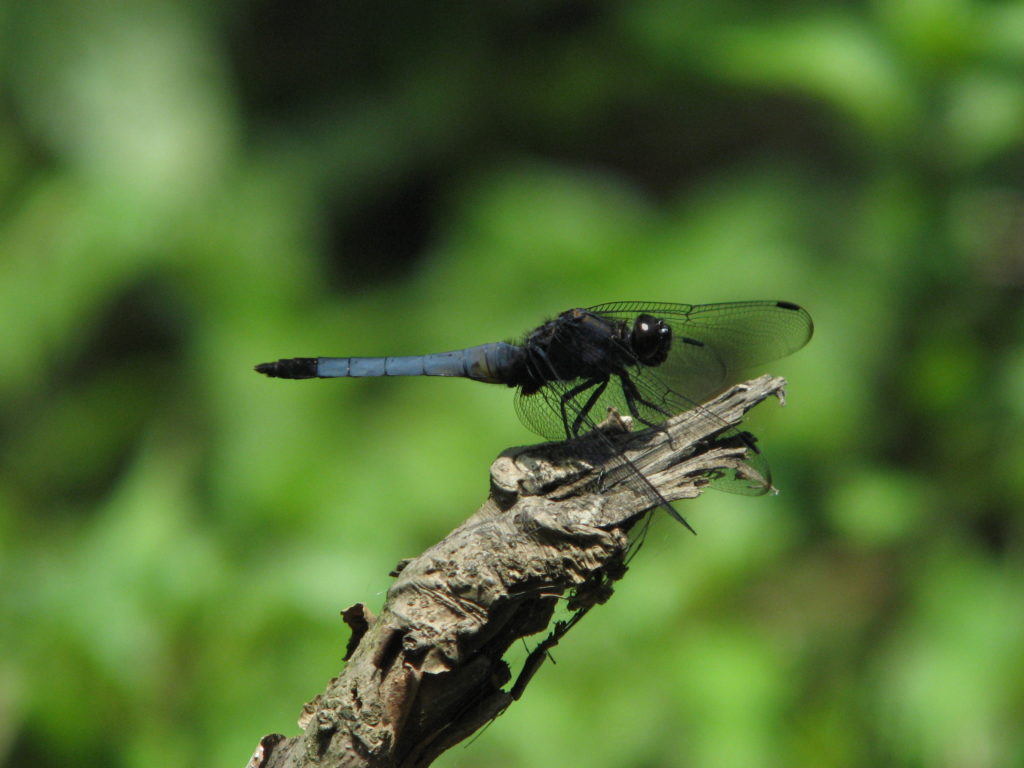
[{"left": 248, "top": 375, "right": 788, "bottom": 768}]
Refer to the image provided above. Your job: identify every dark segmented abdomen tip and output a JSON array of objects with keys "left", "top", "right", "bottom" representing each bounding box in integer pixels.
[{"left": 254, "top": 357, "right": 319, "bottom": 379}]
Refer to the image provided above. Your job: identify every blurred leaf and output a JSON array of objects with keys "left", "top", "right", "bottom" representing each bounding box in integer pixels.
[
  {"left": 713, "top": 14, "right": 917, "bottom": 142},
  {"left": 828, "top": 468, "right": 929, "bottom": 544}
]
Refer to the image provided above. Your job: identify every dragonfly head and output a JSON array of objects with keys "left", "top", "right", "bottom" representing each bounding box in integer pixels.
[{"left": 631, "top": 314, "right": 672, "bottom": 366}]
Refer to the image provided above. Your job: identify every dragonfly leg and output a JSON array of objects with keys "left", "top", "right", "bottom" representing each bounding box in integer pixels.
[
  {"left": 569, "top": 378, "right": 609, "bottom": 437},
  {"left": 617, "top": 371, "right": 673, "bottom": 430},
  {"left": 558, "top": 378, "right": 607, "bottom": 438}
]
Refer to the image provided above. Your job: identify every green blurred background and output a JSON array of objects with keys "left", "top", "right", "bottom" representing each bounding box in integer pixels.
[{"left": 2, "top": 1, "right": 1023, "bottom": 766}]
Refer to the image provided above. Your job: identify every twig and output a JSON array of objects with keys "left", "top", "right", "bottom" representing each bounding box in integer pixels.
[{"left": 248, "top": 375, "right": 788, "bottom": 768}]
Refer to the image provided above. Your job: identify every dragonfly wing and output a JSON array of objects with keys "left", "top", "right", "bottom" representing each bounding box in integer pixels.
[
  {"left": 514, "top": 300, "right": 810, "bottom": 495},
  {"left": 516, "top": 379, "right": 697, "bottom": 530},
  {"left": 514, "top": 368, "right": 709, "bottom": 443},
  {"left": 514, "top": 370, "right": 773, "bottom": 496},
  {"left": 514, "top": 382, "right": 574, "bottom": 441},
  {"left": 624, "top": 363, "right": 774, "bottom": 495},
  {"left": 588, "top": 300, "right": 813, "bottom": 401}
]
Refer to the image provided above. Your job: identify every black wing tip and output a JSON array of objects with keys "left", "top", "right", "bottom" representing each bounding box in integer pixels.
[
  {"left": 254, "top": 358, "right": 319, "bottom": 379},
  {"left": 775, "top": 300, "right": 814, "bottom": 342}
]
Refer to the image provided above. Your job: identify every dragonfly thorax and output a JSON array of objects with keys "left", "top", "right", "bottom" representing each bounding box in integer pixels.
[{"left": 513, "top": 308, "right": 648, "bottom": 394}]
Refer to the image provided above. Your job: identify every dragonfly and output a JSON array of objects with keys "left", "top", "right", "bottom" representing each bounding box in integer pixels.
[{"left": 256, "top": 301, "right": 813, "bottom": 530}]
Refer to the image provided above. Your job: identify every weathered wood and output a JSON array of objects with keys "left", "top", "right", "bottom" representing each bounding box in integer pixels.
[{"left": 249, "top": 375, "right": 788, "bottom": 768}]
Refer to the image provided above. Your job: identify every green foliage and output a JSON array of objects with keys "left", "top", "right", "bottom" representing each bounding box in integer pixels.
[{"left": 1, "top": 2, "right": 1022, "bottom": 766}]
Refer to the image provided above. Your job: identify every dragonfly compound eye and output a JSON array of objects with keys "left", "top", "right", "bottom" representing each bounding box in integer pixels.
[{"left": 631, "top": 314, "right": 672, "bottom": 365}]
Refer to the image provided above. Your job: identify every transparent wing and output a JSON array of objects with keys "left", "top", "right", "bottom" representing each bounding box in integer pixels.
[
  {"left": 626, "top": 363, "right": 773, "bottom": 495},
  {"left": 514, "top": 379, "right": 700, "bottom": 530},
  {"left": 514, "top": 380, "right": 576, "bottom": 441},
  {"left": 587, "top": 300, "right": 813, "bottom": 403},
  {"left": 515, "top": 299, "right": 812, "bottom": 496},
  {"left": 514, "top": 371, "right": 689, "bottom": 442},
  {"left": 514, "top": 371, "right": 773, "bottom": 497}
]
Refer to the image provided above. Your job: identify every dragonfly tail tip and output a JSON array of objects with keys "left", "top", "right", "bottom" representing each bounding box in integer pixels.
[{"left": 254, "top": 358, "right": 319, "bottom": 379}]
